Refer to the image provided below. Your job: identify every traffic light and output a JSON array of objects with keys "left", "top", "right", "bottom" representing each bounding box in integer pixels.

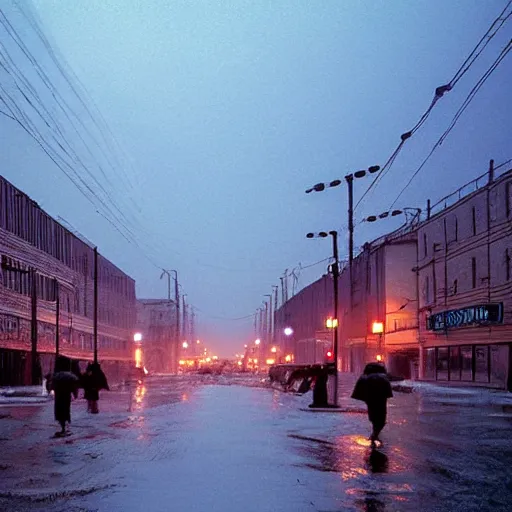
[{"left": 325, "top": 350, "right": 334, "bottom": 362}]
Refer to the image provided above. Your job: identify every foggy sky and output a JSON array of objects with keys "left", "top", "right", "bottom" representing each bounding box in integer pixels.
[{"left": 1, "top": 0, "right": 510, "bottom": 357}]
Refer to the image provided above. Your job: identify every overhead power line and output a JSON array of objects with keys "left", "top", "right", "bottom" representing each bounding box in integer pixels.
[
  {"left": 389, "top": 39, "right": 512, "bottom": 208},
  {"left": 355, "top": 0, "right": 512, "bottom": 211}
]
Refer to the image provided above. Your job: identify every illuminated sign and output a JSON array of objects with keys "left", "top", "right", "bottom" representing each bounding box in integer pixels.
[{"left": 427, "top": 303, "right": 503, "bottom": 331}]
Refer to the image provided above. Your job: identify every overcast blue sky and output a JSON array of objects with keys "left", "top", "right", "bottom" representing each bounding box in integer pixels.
[{"left": 1, "top": 0, "right": 510, "bottom": 356}]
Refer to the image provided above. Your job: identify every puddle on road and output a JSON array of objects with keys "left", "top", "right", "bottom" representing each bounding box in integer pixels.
[{"left": 291, "top": 433, "right": 416, "bottom": 509}]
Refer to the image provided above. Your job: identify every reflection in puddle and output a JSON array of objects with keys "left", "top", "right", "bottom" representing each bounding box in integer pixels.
[{"left": 292, "top": 433, "right": 414, "bottom": 510}]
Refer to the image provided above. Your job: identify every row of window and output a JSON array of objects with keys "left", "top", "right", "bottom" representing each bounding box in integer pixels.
[
  {"left": 424, "top": 344, "right": 508, "bottom": 386},
  {"left": 0, "top": 313, "right": 127, "bottom": 352},
  {"left": 1, "top": 255, "right": 57, "bottom": 301},
  {"left": 0, "top": 177, "right": 135, "bottom": 300},
  {"left": 421, "top": 180, "right": 512, "bottom": 259},
  {"left": 423, "top": 252, "right": 511, "bottom": 305}
]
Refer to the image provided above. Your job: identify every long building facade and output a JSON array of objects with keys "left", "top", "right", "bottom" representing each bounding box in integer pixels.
[
  {"left": 0, "top": 175, "right": 136, "bottom": 386},
  {"left": 339, "top": 228, "right": 419, "bottom": 378},
  {"left": 273, "top": 161, "right": 512, "bottom": 390},
  {"left": 418, "top": 165, "right": 512, "bottom": 390}
]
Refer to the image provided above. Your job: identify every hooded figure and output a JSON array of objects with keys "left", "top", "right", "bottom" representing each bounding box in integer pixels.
[
  {"left": 52, "top": 356, "right": 80, "bottom": 435},
  {"left": 82, "top": 362, "right": 109, "bottom": 414},
  {"left": 351, "top": 362, "right": 393, "bottom": 447}
]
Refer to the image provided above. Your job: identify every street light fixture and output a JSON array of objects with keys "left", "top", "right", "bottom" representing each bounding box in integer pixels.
[
  {"left": 372, "top": 321, "right": 385, "bottom": 362},
  {"left": 255, "top": 339, "right": 261, "bottom": 345},
  {"left": 182, "top": 341, "right": 189, "bottom": 349},
  {"left": 306, "top": 165, "right": 380, "bottom": 313},
  {"left": 366, "top": 207, "right": 421, "bottom": 223},
  {"left": 134, "top": 333, "right": 143, "bottom": 343},
  {"left": 283, "top": 327, "right": 293, "bottom": 336},
  {"left": 306, "top": 230, "right": 340, "bottom": 407}
]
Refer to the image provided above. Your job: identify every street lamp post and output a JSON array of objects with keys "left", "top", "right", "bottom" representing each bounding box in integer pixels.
[
  {"left": 306, "top": 230, "right": 340, "bottom": 407},
  {"left": 306, "top": 165, "right": 380, "bottom": 312},
  {"left": 160, "top": 269, "right": 180, "bottom": 349},
  {"left": 372, "top": 321, "right": 384, "bottom": 361}
]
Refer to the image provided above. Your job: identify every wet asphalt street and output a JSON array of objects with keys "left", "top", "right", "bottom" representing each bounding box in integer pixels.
[{"left": 1, "top": 374, "right": 511, "bottom": 512}]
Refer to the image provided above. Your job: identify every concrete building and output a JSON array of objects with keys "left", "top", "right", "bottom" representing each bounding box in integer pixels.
[
  {"left": 418, "top": 164, "right": 512, "bottom": 390},
  {"left": 274, "top": 229, "right": 419, "bottom": 376},
  {"left": 337, "top": 225, "right": 419, "bottom": 378},
  {"left": 274, "top": 274, "right": 334, "bottom": 364},
  {"left": 136, "top": 299, "right": 179, "bottom": 374},
  {"left": 0, "top": 175, "right": 136, "bottom": 386}
]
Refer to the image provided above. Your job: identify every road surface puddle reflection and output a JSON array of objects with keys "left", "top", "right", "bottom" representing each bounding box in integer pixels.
[{"left": 291, "top": 433, "right": 415, "bottom": 509}]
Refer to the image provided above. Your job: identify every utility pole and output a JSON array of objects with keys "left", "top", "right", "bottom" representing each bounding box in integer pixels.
[
  {"left": 330, "top": 231, "right": 340, "bottom": 408},
  {"left": 272, "top": 285, "right": 278, "bottom": 345},
  {"left": 345, "top": 174, "right": 354, "bottom": 311},
  {"left": 182, "top": 295, "right": 187, "bottom": 344},
  {"left": 263, "top": 301, "right": 268, "bottom": 346},
  {"left": 190, "top": 307, "right": 196, "bottom": 346},
  {"left": 55, "top": 279, "right": 60, "bottom": 357},
  {"left": 161, "top": 269, "right": 180, "bottom": 360},
  {"left": 265, "top": 294, "right": 273, "bottom": 346},
  {"left": 93, "top": 247, "right": 98, "bottom": 364},
  {"left": 30, "top": 268, "right": 39, "bottom": 385},
  {"left": 280, "top": 277, "right": 285, "bottom": 305}
]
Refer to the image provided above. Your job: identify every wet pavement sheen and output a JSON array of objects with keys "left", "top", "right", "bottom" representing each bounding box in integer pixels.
[{"left": 0, "top": 375, "right": 511, "bottom": 511}]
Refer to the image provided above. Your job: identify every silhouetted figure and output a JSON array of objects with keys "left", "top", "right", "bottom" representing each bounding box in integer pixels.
[
  {"left": 352, "top": 362, "right": 393, "bottom": 447},
  {"left": 309, "top": 365, "right": 330, "bottom": 408},
  {"left": 82, "top": 362, "right": 109, "bottom": 414},
  {"left": 51, "top": 356, "right": 80, "bottom": 436}
]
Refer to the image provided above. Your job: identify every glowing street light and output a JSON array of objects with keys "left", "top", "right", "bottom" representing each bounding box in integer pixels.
[
  {"left": 372, "top": 322, "right": 384, "bottom": 334},
  {"left": 182, "top": 341, "right": 189, "bottom": 349},
  {"left": 372, "top": 321, "right": 385, "bottom": 362},
  {"left": 255, "top": 338, "right": 261, "bottom": 346},
  {"left": 284, "top": 327, "right": 293, "bottom": 336},
  {"left": 326, "top": 317, "right": 338, "bottom": 329},
  {"left": 134, "top": 332, "right": 142, "bottom": 343},
  {"left": 270, "top": 346, "right": 277, "bottom": 353}
]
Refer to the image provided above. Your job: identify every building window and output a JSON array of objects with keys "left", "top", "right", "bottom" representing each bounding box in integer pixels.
[
  {"left": 424, "top": 348, "right": 435, "bottom": 379},
  {"left": 449, "top": 346, "right": 461, "bottom": 381},
  {"left": 452, "top": 279, "right": 458, "bottom": 295},
  {"left": 474, "top": 345, "right": 489, "bottom": 383},
  {"left": 472, "top": 207, "right": 477, "bottom": 236},
  {"left": 471, "top": 257, "right": 477, "bottom": 289},
  {"left": 490, "top": 345, "right": 509, "bottom": 387},
  {"left": 460, "top": 346, "right": 473, "bottom": 381},
  {"left": 425, "top": 276, "right": 430, "bottom": 304},
  {"left": 436, "top": 347, "right": 449, "bottom": 381},
  {"left": 506, "top": 249, "right": 510, "bottom": 281},
  {"left": 507, "top": 182, "right": 512, "bottom": 218},
  {"left": 423, "top": 233, "right": 427, "bottom": 258},
  {"left": 454, "top": 216, "right": 458, "bottom": 241}
]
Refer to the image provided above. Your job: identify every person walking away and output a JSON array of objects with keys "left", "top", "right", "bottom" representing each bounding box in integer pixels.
[
  {"left": 82, "top": 362, "right": 109, "bottom": 414},
  {"left": 51, "top": 355, "right": 80, "bottom": 437},
  {"left": 351, "top": 362, "right": 393, "bottom": 448}
]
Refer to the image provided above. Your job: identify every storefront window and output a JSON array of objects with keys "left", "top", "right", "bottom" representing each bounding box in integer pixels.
[
  {"left": 436, "top": 347, "right": 449, "bottom": 381},
  {"left": 474, "top": 345, "right": 489, "bottom": 383},
  {"left": 424, "top": 348, "right": 435, "bottom": 379},
  {"left": 460, "top": 346, "right": 473, "bottom": 381},
  {"left": 490, "top": 345, "right": 508, "bottom": 387},
  {"left": 449, "top": 346, "right": 461, "bottom": 381}
]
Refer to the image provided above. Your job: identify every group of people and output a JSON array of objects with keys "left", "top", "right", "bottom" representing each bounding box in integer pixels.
[{"left": 47, "top": 355, "right": 109, "bottom": 437}]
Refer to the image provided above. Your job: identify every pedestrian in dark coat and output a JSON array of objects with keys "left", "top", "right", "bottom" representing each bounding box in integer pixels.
[
  {"left": 52, "top": 356, "right": 80, "bottom": 436},
  {"left": 351, "top": 362, "right": 393, "bottom": 447},
  {"left": 82, "top": 362, "right": 109, "bottom": 414}
]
